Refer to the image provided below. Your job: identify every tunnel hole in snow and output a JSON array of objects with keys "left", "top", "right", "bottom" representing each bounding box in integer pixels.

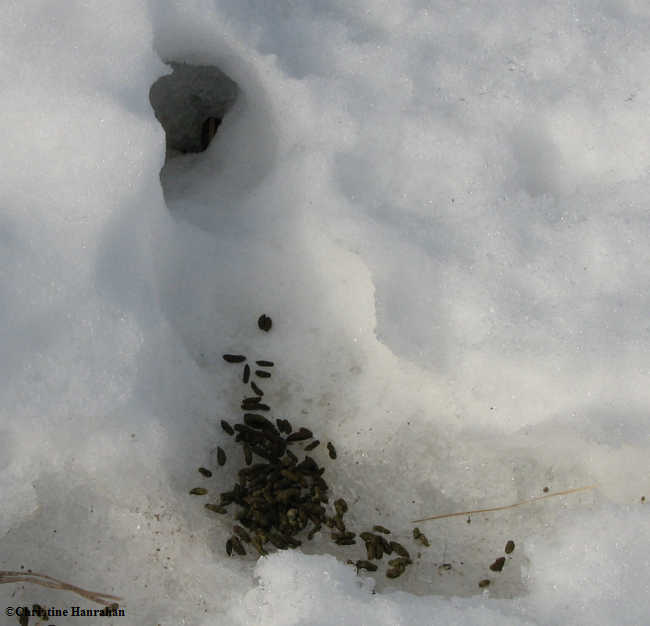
[{"left": 149, "top": 61, "right": 238, "bottom": 162}]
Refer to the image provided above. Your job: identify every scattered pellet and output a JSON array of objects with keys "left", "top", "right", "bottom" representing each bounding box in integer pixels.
[
  {"left": 223, "top": 354, "right": 246, "bottom": 363},
  {"left": 490, "top": 557, "right": 506, "bottom": 572},
  {"left": 205, "top": 503, "right": 227, "bottom": 514},
  {"left": 478, "top": 579, "right": 491, "bottom": 588},
  {"left": 505, "top": 540, "right": 515, "bottom": 554},
  {"left": 226, "top": 539, "right": 233, "bottom": 556},
  {"left": 327, "top": 442, "right": 337, "bottom": 459},
  {"left": 390, "top": 542, "right": 410, "bottom": 558},
  {"left": 287, "top": 427, "right": 313, "bottom": 443},
  {"left": 190, "top": 488, "right": 208, "bottom": 495},
  {"left": 305, "top": 440, "right": 320, "bottom": 451},
  {"left": 221, "top": 420, "right": 234, "bottom": 435},
  {"left": 255, "top": 370, "right": 271, "bottom": 378},
  {"left": 243, "top": 445, "right": 253, "bottom": 465},
  {"left": 243, "top": 364, "right": 251, "bottom": 383},
  {"left": 258, "top": 314, "right": 272, "bottom": 332},
  {"left": 354, "top": 560, "right": 378, "bottom": 572},
  {"left": 250, "top": 381, "right": 264, "bottom": 396},
  {"left": 198, "top": 467, "right": 212, "bottom": 477},
  {"left": 217, "top": 447, "right": 226, "bottom": 466},
  {"left": 413, "top": 527, "right": 430, "bottom": 547},
  {"left": 373, "top": 525, "right": 391, "bottom": 534},
  {"left": 256, "top": 360, "right": 274, "bottom": 367}
]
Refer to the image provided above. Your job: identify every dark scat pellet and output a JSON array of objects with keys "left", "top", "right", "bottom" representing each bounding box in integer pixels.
[
  {"left": 327, "top": 442, "right": 337, "bottom": 459},
  {"left": 255, "top": 370, "right": 271, "bottom": 378},
  {"left": 221, "top": 420, "right": 234, "bottom": 435},
  {"left": 286, "top": 427, "right": 313, "bottom": 443},
  {"left": 478, "top": 579, "right": 490, "bottom": 588},
  {"left": 250, "top": 381, "right": 264, "bottom": 396},
  {"left": 234, "top": 525, "right": 252, "bottom": 543},
  {"left": 335, "top": 537, "right": 356, "bottom": 546},
  {"left": 304, "top": 440, "right": 320, "bottom": 451},
  {"left": 256, "top": 360, "right": 274, "bottom": 367},
  {"left": 355, "top": 560, "right": 378, "bottom": 572},
  {"left": 390, "top": 541, "right": 410, "bottom": 558},
  {"left": 244, "top": 413, "right": 274, "bottom": 430},
  {"left": 223, "top": 354, "right": 246, "bottom": 363},
  {"left": 205, "top": 503, "right": 227, "bottom": 514},
  {"left": 490, "top": 557, "right": 506, "bottom": 572},
  {"left": 386, "top": 567, "right": 403, "bottom": 579},
  {"left": 243, "top": 364, "right": 251, "bottom": 383},
  {"left": 373, "top": 525, "right": 390, "bottom": 534},
  {"left": 226, "top": 539, "right": 233, "bottom": 556},
  {"left": 505, "top": 540, "right": 515, "bottom": 554},
  {"left": 231, "top": 536, "right": 246, "bottom": 556},
  {"left": 244, "top": 445, "right": 253, "bottom": 465},
  {"left": 258, "top": 314, "right": 272, "bottom": 332},
  {"left": 190, "top": 487, "right": 208, "bottom": 495},
  {"left": 198, "top": 467, "right": 212, "bottom": 477},
  {"left": 217, "top": 447, "right": 226, "bottom": 466}
]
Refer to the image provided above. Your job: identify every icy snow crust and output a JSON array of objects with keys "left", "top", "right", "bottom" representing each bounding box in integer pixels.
[{"left": 1, "top": 1, "right": 649, "bottom": 624}]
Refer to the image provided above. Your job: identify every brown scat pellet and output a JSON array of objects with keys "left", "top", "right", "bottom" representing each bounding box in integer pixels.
[
  {"left": 243, "top": 364, "right": 251, "bottom": 383},
  {"left": 190, "top": 487, "right": 208, "bottom": 495},
  {"left": 390, "top": 542, "right": 410, "bottom": 558},
  {"left": 360, "top": 532, "right": 375, "bottom": 542},
  {"left": 365, "top": 541, "right": 377, "bottom": 560},
  {"left": 205, "top": 503, "right": 227, "bottom": 514},
  {"left": 505, "top": 540, "right": 515, "bottom": 554},
  {"left": 250, "top": 381, "right": 264, "bottom": 396},
  {"left": 304, "top": 440, "right": 320, "bottom": 451},
  {"left": 244, "top": 413, "right": 274, "bottom": 430},
  {"left": 413, "top": 527, "right": 430, "bottom": 547},
  {"left": 373, "top": 525, "right": 391, "bottom": 534},
  {"left": 355, "top": 560, "right": 378, "bottom": 572},
  {"left": 490, "top": 557, "right": 506, "bottom": 572},
  {"left": 244, "top": 445, "right": 253, "bottom": 465},
  {"left": 327, "top": 442, "right": 337, "bottom": 459},
  {"left": 478, "top": 579, "right": 491, "bottom": 588},
  {"left": 243, "top": 402, "right": 271, "bottom": 412},
  {"left": 223, "top": 354, "right": 246, "bottom": 363},
  {"left": 388, "top": 557, "right": 412, "bottom": 568},
  {"left": 258, "top": 314, "right": 272, "bottom": 332},
  {"left": 335, "top": 537, "right": 357, "bottom": 546},
  {"left": 217, "top": 447, "right": 226, "bottom": 466},
  {"left": 220, "top": 420, "right": 234, "bottom": 435},
  {"left": 231, "top": 536, "right": 246, "bottom": 556},
  {"left": 256, "top": 360, "right": 274, "bottom": 367},
  {"left": 334, "top": 498, "right": 348, "bottom": 517},
  {"left": 386, "top": 567, "right": 403, "bottom": 579},
  {"left": 234, "top": 525, "right": 252, "bottom": 543},
  {"left": 543, "top": 486, "right": 549, "bottom": 493},
  {"left": 198, "top": 467, "right": 213, "bottom": 477},
  {"left": 286, "top": 427, "right": 313, "bottom": 443},
  {"left": 226, "top": 538, "right": 233, "bottom": 556},
  {"left": 255, "top": 370, "right": 271, "bottom": 378}
]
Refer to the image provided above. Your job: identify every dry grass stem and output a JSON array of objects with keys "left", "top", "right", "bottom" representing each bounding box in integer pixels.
[
  {"left": 0, "top": 570, "right": 122, "bottom": 605},
  {"left": 411, "top": 485, "right": 596, "bottom": 523}
]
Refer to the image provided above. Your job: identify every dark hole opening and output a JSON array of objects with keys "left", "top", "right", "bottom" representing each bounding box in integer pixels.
[{"left": 149, "top": 61, "right": 238, "bottom": 162}]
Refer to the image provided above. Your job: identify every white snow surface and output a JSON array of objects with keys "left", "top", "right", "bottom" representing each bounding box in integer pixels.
[{"left": 1, "top": 1, "right": 649, "bottom": 624}]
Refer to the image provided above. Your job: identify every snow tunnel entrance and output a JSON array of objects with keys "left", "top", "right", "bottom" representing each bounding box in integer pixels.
[{"left": 149, "top": 61, "right": 238, "bottom": 162}]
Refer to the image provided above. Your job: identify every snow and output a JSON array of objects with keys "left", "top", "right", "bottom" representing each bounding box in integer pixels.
[{"left": 1, "top": 0, "right": 649, "bottom": 624}]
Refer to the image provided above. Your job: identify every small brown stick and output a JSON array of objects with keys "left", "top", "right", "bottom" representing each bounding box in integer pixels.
[
  {"left": 0, "top": 570, "right": 122, "bottom": 605},
  {"left": 411, "top": 485, "right": 596, "bottom": 523}
]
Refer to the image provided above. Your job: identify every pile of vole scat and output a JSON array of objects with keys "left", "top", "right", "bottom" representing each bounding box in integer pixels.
[{"left": 190, "top": 314, "right": 425, "bottom": 580}]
